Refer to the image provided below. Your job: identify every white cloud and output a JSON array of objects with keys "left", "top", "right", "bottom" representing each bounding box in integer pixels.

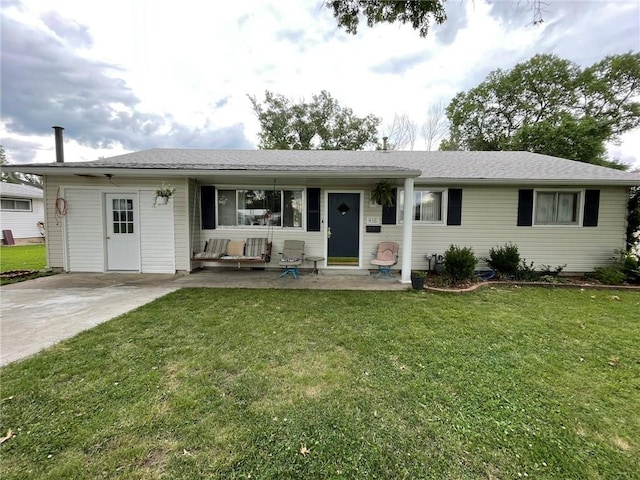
[{"left": 1, "top": 0, "right": 639, "bottom": 169}]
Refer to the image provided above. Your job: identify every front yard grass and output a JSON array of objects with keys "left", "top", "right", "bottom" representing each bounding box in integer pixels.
[
  {"left": 0, "top": 244, "right": 48, "bottom": 284},
  {"left": 0, "top": 244, "right": 46, "bottom": 272},
  {"left": 1, "top": 287, "right": 638, "bottom": 479}
]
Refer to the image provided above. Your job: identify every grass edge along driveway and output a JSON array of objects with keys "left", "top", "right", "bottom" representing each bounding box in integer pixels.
[{"left": 1, "top": 287, "right": 638, "bottom": 479}]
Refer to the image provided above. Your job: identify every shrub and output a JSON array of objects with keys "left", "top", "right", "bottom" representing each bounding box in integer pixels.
[
  {"left": 486, "top": 243, "right": 520, "bottom": 278},
  {"left": 587, "top": 250, "right": 640, "bottom": 285},
  {"left": 539, "top": 264, "right": 567, "bottom": 277},
  {"left": 589, "top": 266, "right": 626, "bottom": 285},
  {"left": 444, "top": 244, "right": 477, "bottom": 282},
  {"left": 515, "top": 259, "right": 540, "bottom": 281}
]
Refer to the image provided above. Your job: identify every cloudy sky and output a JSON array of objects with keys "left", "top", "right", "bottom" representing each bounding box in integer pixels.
[{"left": 1, "top": 0, "right": 639, "bottom": 168}]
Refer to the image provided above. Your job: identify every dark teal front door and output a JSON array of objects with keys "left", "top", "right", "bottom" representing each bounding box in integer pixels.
[{"left": 327, "top": 192, "right": 360, "bottom": 266}]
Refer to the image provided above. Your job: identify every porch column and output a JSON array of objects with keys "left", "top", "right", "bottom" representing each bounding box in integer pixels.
[{"left": 400, "top": 177, "right": 414, "bottom": 283}]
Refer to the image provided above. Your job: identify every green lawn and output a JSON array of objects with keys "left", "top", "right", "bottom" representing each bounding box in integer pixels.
[
  {"left": 0, "top": 244, "right": 46, "bottom": 272},
  {"left": 1, "top": 288, "right": 638, "bottom": 479}
]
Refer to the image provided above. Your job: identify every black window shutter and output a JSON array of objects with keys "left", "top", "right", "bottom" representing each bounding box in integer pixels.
[
  {"left": 517, "top": 189, "right": 534, "bottom": 226},
  {"left": 382, "top": 188, "right": 397, "bottom": 225},
  {"left": 447, "top": 188, "right": 463, "bottom": 226},
  {"left": 583, "top": 189, "right": 600, "bottom": 227},
  {"left": 201, "top": 186, "right": 216, "bottom": 229},
  {"left": 307, "top": 188, "right": 321, "bottom": 232}
]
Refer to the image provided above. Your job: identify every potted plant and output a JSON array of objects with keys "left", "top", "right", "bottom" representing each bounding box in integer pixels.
[
  {"left": 410, "top": 270, "right": 426, "bottom": 290},
  {"left": 370, "top": 179, "right": 394, "bottom": 207},
  {"left": 154, "top": 182, "right": 175, "bottom": 206}
]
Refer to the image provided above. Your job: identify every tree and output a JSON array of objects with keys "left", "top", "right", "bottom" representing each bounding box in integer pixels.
[
  {"left": 325, "top": 0, "right": 546, "bottom": 37},
  {"left": 442, "top": 52, "right": 640, "bottom": 168},
  {"left": 249, "top": 90, "right": 380, "bottom": 150},
  {"left": 421, "top": 100, "right": 449, "bottom": 151},
  {"left": 384, "top": 113, "right": 417, "bottom": 150},
  {"left": 0, "top": 145, "right": 43, "bottom": 187}
]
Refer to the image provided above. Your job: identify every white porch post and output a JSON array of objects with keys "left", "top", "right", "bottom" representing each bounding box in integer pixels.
[{"left": 400, "top": 177, "right": 414, "bottom": 283}]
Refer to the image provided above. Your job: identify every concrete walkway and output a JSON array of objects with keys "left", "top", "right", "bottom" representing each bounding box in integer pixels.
[{"left": 1, "top": 269, "right": 408, "bottom": 366}]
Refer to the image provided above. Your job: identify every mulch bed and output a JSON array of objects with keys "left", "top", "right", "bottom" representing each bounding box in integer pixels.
[
  {"left": 423, "top": 275, "right": 640, "bottom": 294},
  {"left": 0, "top": 270, "right": 40, "bottom": 279}
]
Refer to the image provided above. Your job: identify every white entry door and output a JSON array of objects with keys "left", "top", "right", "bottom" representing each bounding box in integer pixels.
[{"left": 106, "top": 194, "right": 140, "bottom": 271}]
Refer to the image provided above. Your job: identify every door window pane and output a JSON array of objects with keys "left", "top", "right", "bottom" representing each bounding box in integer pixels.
[{"left": 112, "top": 197, "right": 135, "bottom": 234}]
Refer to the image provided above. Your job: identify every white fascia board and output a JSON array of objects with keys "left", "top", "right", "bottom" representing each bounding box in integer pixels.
[
  {"left": 418, "top": 178, "right": 640, "bottom": 187},
  {"left": 3, "top": 166, "right": 422, "bottom": 179}
]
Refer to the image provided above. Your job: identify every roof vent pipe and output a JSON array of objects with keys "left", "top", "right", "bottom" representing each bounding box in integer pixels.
[
  {"left": 53, "top": 126, "right": 64, "bottom": 163},
  {"left": 382, "top": 136, "right": 388, "bottom": 151}
]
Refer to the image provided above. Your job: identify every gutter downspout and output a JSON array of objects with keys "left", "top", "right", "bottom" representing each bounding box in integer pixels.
[{"left": 400, "top": 177, "right": 414, "bottom": 284}]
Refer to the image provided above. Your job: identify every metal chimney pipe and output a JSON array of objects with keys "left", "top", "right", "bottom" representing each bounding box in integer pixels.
[
  {"left": 52, "top": 126, "right": 64, "bottom": 163},
  {"left": 382, "top": 136, "right": 388, "bottom": 151}
]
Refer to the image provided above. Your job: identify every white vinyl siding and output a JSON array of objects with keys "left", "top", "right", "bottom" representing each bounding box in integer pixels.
[
  {"left": 397, "top": 185, "right": 628, "bottom": 273},
  {"left": 46, "top": 177, "right": 188, "bottom": 273},
  {"left": 65, "top": 189, "right": 105, "bottom": 272},
  {"left": 140, "top": 190, "right": 175, "bottom": 273},
  {"left": 0, "top": 198, "right": 44, "bottom": 241}
]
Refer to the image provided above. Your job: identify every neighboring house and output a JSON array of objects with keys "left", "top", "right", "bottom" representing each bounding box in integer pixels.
[
  {"left": 0, "top": 182, "right": 45, "bottom": 245},
  {"left": 5, "top": 149, "right": 640, "bottom": 283}
]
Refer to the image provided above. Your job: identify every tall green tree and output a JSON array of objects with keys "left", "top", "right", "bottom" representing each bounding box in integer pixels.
[
  {"left": 324, "top": 0, "right": 546, "bottom": 37},
  {"left": 442, "top": 52, "right": 640, "bottom": 168},
  {"left": 326, "top": 0, "right": 447, "bottom": 37},
  {"left": 249, "top": 90, "right": 380, "bottom": 150}
]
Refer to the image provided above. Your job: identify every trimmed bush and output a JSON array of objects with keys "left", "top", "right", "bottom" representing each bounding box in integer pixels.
[
  {"left": 588, "top": 249, "right": 640, "bottom": 285},
  {"left": 589, "top": 266, "right": 626, "bottom": 285},
  {"left": 486, "top": 243, "right": 520, "bottom": 278},
  {"left": 444, "top": 244, "right": 477, "bottom": 282}
]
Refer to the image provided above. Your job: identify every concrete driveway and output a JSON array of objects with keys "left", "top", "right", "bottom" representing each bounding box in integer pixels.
[
  {"left": 1, "top": 270, "right": 408, "bottom": 366},
  {"left": 0, "top": 273, "right": 181, "bottom": 366}
]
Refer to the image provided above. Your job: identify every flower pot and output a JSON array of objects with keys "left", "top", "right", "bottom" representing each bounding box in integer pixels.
[
  {"left": 411, "top": 276, "right": 425, "bottom": 290},
  {"left": 155, "top": 196, "right": 169, "bottom": 205}
]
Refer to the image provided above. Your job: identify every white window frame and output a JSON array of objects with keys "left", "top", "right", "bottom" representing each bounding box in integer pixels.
[
  {"left": 0, "top": 197, "right": 32, "bottom": 212},
  {"left": 215, "top": 186, "right": 305, "bottom": 230},
  {"left": 533, "top": 189, "right": 583, "bottom": 226},
  {"left": 398, "top": 188, "right": 447, "bottom": 224}
]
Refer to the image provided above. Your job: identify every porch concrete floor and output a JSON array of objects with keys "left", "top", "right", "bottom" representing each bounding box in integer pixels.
[{"left": 1, "top": 268, "right": 408, "bottom": 366}]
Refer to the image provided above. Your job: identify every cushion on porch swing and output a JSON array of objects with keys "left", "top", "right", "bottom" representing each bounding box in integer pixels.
[{"left": 194, "top": 238, "right": 229, "bottom": 259}]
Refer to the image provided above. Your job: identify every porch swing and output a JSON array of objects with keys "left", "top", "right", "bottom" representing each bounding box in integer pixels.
[{"left": 190, "top": 182, "right": 273, "bottom": 267}]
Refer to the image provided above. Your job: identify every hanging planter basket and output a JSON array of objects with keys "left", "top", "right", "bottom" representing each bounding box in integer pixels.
[
  {"left": 370, "top": 179, "right": 394, "bottom": 207},
  {"left": 153, "top": 182, "right": 175, "bottom": 207}
]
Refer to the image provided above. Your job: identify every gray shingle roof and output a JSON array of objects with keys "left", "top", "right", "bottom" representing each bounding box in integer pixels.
[
  {"left": 0, "top": 182, "right": 43, "bottom": 198},
  {"left": 7, "top": 149, "right": 640, "bottom": 185}
]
